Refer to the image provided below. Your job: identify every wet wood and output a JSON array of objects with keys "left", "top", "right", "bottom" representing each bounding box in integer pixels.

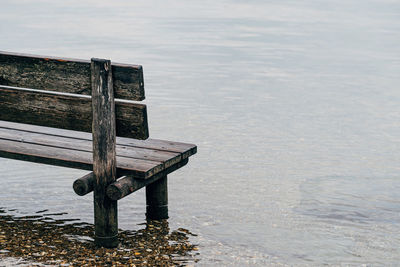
[
  {"left": 146, "top": 176, "right": 168, "bottom": 220},
  {"left": 91, "top": 58, "right": 118, "bottom": 248},
  {"left": 107, "top": 159, "right": 188, "bottom": 200},
  {"left": 117, "top": 137, "right": 197, "bottom": 159},
  {"left": 0, "top": 138, "right": 93, "bottom": 171},
  {"left": 0, "top": 131, "right": 162, "bottom": 177},
  {"left": 0, "top": 125, "right": 196, "bottom": 178},
  {"left": 0, "top": 127, "right": 180, "bottom": 168},
  {"left": 73, "top": 172, "right": 95, "bottom": 196},
  {"left": 0, "top": 120, "right": 196, "bottom": 158},
  {"left": 0, "top": 51, "right": 145, "bottom": 100},
  {"left": 0, "top": 51, "right": 197, "bottom": 249},
  {"left": 0, "top": 85, "right": 149, "bottom": 139}
]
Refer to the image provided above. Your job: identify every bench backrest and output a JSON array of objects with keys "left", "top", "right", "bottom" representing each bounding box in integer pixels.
[{"left": 0, "top": 51, "right": 149, "bottom": 139}]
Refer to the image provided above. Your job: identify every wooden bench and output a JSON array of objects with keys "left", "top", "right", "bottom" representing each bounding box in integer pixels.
[{"left": 0, "top": 51, "right": 197, "bottom": 248}]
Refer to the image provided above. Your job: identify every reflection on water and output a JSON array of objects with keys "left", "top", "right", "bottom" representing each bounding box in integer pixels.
[{"left": 0, "top": 208, "right": 198, "bottom": 266}]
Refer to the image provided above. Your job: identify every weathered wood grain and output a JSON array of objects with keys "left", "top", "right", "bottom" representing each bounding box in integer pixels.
[
  {"left": 73, "top": 172, "right": 95, "bottom": 196},
  {"left": 0, "top": 51, "right": 144, "bottom": 100},
  {"left": 91, "top": 58, "right": 118, "bottom": 248},
  {"left": 107, "top": 159, "right": 188, "bottom": 201},
  {"left": 0, "top": 124, "right": 196, "bottom": 179},
  {"left": 0, "top": 127, "right": 180, "bottom": 168},
  {"left": 0, "top": 50, "right": 197, "bottom": 249},
  {"left": 0, "top": 137, "right": 162, "bottom": 177},
  {"left": 117, "top": 137, "right": 197, "bottom": 159},
  {"left": 0, "top": 85, "right": 149, "bottom": 139},
  {"left": 0, "top": 120, "right": 196, "bottom": 158},
  {"left": 146, "top": 175, "right": 168, "bottom": 220},
  {"left": 0, "top": 138, "right": 93, "bottom": 171}
]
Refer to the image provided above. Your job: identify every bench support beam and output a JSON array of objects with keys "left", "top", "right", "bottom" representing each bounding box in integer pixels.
[
  {"left": 146, "top": 175, "right": 168, "bottom": 220},
  {"left": 106, "top": 159, "right": 188, "bottom": 201},
  {"left": 91, "top": 58, "right": 118, "bottom": 248},
  {"left": 73, "top": 172, "right": 95, "bottom": 196}
]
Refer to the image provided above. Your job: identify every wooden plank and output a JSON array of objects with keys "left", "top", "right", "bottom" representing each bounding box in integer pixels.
[
  {"left": 0, "top": 138, "right": 93, "bottom": 171},
  {"left": 91, "top": 58, "right": 118, "bottom": 248},
  {"left": 117, "top": 137, "right": 197, "bottom": 159},
  {"left": 0, "top": 120, "right": 196, "bottom": 158},
  {"left": 0, "top": 138, "right": 163, "bottom": 178},
  {"left": 0, "top": 51, "right": 144, "bottom": 101},
  {"left": 0, "top": 127, "right": 181, "bottom": 167},
  {"left": 0, "top": 85, "right": 149, "bottom": 139}
]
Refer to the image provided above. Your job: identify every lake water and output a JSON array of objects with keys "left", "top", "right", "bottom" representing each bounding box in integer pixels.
[{"left": 0, "top": 0, "right": 400, "bottom": 265}]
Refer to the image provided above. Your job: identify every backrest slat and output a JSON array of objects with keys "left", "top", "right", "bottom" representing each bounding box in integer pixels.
[
  {"left": 0, "top": 51, "right": 145, "bottom": 101},
  {"left": 0, "top": 85, "right": 149, "bottom": 140}
]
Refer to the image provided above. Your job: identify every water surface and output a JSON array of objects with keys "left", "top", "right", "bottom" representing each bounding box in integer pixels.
[{"left": 0, "top": 0, "right": 400, "bottom": 265}]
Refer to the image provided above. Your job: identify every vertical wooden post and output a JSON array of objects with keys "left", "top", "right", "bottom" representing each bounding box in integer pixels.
[
  {"left": 91, "top": 58, "right": 118, "bottom": 248},
  {"left": 146, "top": 175, "right": 168, "bottom": 220}
]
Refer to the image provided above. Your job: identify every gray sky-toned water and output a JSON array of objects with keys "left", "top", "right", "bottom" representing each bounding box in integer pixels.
[{"left": 0, "top": 0, "right": 400, "bottom": 265}]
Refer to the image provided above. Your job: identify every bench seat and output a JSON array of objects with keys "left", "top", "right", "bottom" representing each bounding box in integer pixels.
[
  {"left": 0, "top": 120, "right": 196, "bottom": 179},
  {"left": 0, "top": 51, "right": 197, "bottom": 247}
]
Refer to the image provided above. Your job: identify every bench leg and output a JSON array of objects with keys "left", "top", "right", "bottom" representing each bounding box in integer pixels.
[
  {"left": 146, "top": 175, "right": 168, "bottom": 220},
  {"left": 94, "top": 190, "right": 118, "bottom": 248},
  {"left": 91, "top": 58, "right": 118, "bottom": 248}
]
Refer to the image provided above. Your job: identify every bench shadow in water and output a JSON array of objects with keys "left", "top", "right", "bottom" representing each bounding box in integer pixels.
[{"left": 0, "top": 208, "right": 199, "bottom": 266}]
